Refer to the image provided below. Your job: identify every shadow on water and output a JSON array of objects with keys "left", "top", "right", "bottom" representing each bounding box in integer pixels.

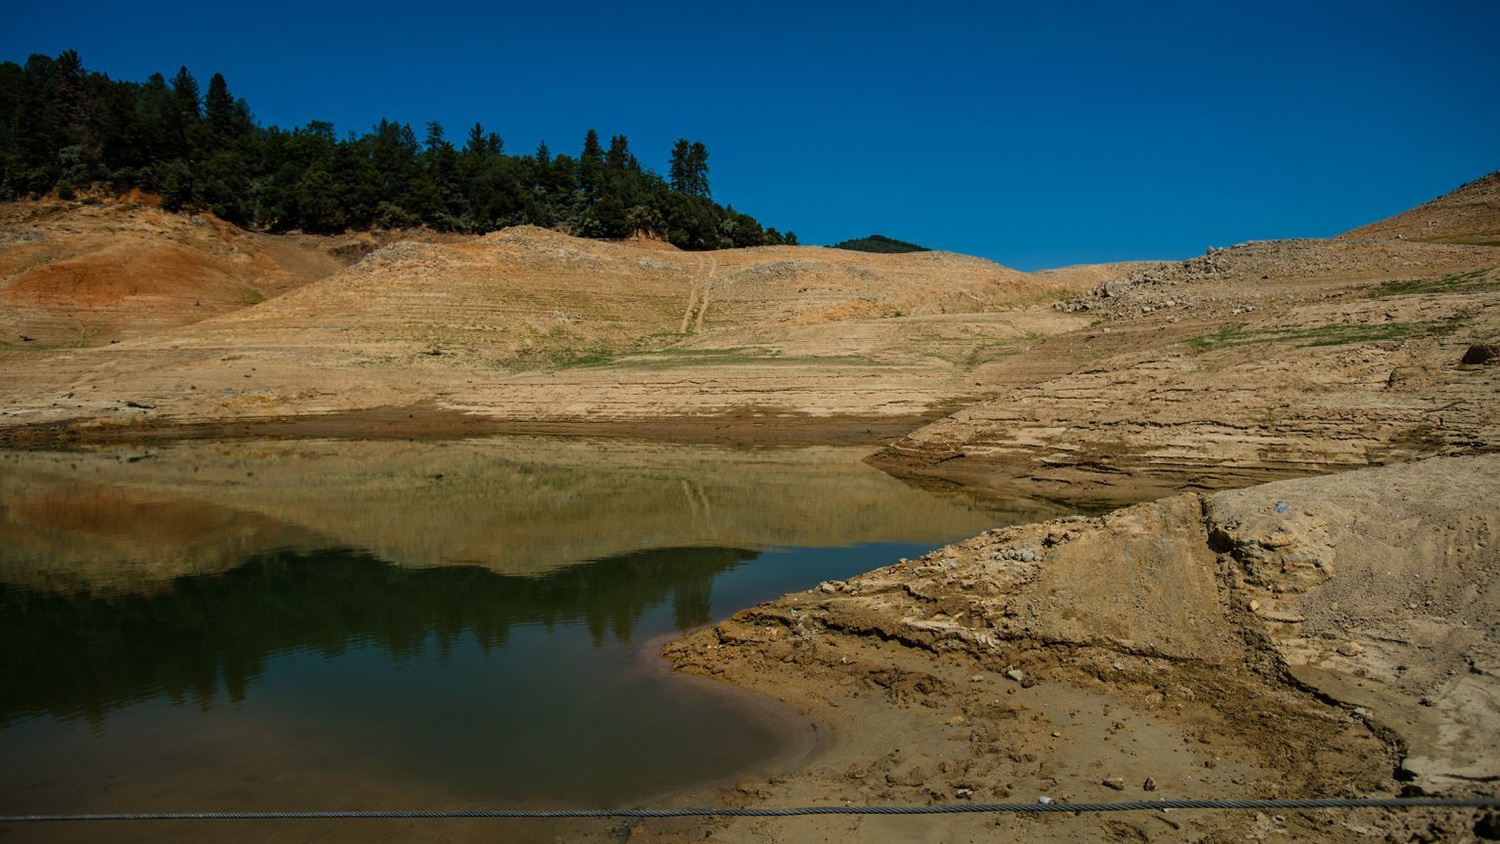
[{"left": 0, "top": 544, "right": 757, "bottom": 727}]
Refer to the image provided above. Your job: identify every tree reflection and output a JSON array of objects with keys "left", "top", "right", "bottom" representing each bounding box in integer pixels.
[{"left": 0, "top": 545, "right": 756, "bottom": 726}]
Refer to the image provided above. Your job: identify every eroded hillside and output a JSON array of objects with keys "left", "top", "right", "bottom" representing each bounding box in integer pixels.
[
  {"left": 869, "top": 174, "right": 1500, "bottom": 501},
  {"left": 0, "top": 213, "right": 1077, "bottom": 444},
  {"left": 0, "top": 194, "right": 386, "bottom": 345}
]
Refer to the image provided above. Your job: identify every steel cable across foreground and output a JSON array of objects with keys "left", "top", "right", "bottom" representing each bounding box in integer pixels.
[{"left": 3, "top": 796, "right": 1498, "bottom": 823}]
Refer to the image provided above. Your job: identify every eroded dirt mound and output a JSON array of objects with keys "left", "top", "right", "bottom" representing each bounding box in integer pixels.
[
  {"left": 653, "top": 455, "right": 1499, "bottom": 843},
  {"left": 1205, "top": 455, "right": 1500, "bottom": 788},
  {"left": 0, "top": 195, "right": 364, "bottom": 346}
]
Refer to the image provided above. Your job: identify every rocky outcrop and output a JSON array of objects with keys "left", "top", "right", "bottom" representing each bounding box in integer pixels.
[
  {"left": 872, "top": 250, "right": 1500, "bottom": 502},
  {"left": 660, "top": 455, "right": 1500, "bottom": 842}
]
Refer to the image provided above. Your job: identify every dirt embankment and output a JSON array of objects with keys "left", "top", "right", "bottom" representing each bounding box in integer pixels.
[{"left": 652, "top": 455, "right": 1500, "bottom": 843}]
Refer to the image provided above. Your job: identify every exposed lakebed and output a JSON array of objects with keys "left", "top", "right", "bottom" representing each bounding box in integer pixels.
[{"left": 0, "top": 437, "right": 1071, "bottom": 829}]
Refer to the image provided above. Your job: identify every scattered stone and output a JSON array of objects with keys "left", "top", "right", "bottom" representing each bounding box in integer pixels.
[
  {"left": 1006, "top": 669, "right": 1025, "bottom": 683},
  {"left": 1143, "top": 777, "right": 1158, "bottom": 792},
  {"left": 1102, "top": 777, "right": 1127, "bottom": 790}
]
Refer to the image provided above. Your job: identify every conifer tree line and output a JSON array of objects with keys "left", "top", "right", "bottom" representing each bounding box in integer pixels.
[{"left": 0, "top": 51, "right": 798, "bottom": 250}]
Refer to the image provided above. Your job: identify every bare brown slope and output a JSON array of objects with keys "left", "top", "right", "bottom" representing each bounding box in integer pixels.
[
  {"left": 1339, "top": 170, "right": 1500, "bottom": 244},
  {"left": 0, "top": 195, "right": 360, "bottom": 346},
  {"left": 0, "top": 225, "right": 1070, "bottom": 442}
]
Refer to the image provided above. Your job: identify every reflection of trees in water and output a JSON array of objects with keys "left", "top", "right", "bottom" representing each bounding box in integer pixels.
[{"left": 0, "top": 545, "right": 756, "bottom": 727}]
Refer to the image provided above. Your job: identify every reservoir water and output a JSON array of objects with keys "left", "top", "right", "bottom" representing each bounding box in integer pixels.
[{"left": 0, "top": 436, "right": 1070, "bottom": 839}]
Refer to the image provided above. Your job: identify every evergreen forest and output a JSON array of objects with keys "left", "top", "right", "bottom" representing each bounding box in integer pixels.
[{"left": 0, "top": 51, "right": 797, "bottom": 250}]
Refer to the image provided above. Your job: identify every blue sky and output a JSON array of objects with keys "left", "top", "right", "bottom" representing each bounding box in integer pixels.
[{"left": 4, "top": 0, "right": 1497, "bottom": 270}]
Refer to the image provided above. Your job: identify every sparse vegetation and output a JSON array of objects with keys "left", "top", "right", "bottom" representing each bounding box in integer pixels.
[
  {"left": 1187, "top": 317, "right": 1466, "bottom": 350},
  {"left": 1374, "top": 268, "right": 1495, "bottom": 297}
]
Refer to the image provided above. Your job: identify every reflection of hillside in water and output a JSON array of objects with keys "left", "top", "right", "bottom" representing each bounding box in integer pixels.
[
  {"left": 0, "top": 437, "right": 1065, "bottom": 580},
  {"left": 0, "top": 544, "right": 755, "bottom": 726}
]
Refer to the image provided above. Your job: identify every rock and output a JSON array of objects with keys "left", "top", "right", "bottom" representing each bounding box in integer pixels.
[
  {"left": 1143, "top": 777, "right": 1158, "bottom": 792},
  {"left": 1462, "top": 343, "right": 1498, "bottom": 365},
  {"left": 1474, "top": 810, "right": 1500, "bottom": 839},
  {"left": 1254, "top": 607, "right": 1307, "bottom": 624},
  {"left": 1102, "top": 777, "right": 1127, "bottom": 790},
  {"left": 1006, "top": 669, "right": 1025, "bottom": 683},
  {"left": 1337, "top": 641, "right": 1365, "bottom": 657}
]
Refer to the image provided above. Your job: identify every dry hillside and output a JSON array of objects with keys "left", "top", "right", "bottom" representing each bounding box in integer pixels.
[
  {"left": 1339, "top": 170, "right": 1500, "bottom": 245},
  {"left": 0, "top": 193, "right": 389, "bottom": 346},
  {"left": 0, "top": 214, "right": 1076, "bottom": 445},
  {"left": 869, "top": 178, "right": 1500, "bottom": 501}
]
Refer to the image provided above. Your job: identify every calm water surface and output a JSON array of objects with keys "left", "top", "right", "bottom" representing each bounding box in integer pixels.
[{"left": 0, "top": 437, "right": 1071, "bottom": 826}]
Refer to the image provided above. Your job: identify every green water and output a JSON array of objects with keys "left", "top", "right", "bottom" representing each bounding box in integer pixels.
[{"left": 0, "top": 437, "right": 1067, "bottom": 832}]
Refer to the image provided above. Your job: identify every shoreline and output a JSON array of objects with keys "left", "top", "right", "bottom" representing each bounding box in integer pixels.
[
  {"left": 0, "top": 405, "right": 945, "bottom": 450},
  {"left": 641, "top": 456, "right": 1500, "bottom": 843}
]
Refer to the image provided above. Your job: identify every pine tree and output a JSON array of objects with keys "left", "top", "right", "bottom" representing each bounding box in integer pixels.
[
  {"left": 669, "top": 138, "right": 710, "bottom": 198},
  {"left": 578, "top": 128, "right": 604, "bottom": 200},
  {"left": 204, "top": 73, "right": 236, "bottom": 140},
  {"left": 669, "top": 138, "right": 691, "bottom": 194},
  {"left": 170, "top": 66, "right": 200, "bottom": 120},
  {"left": 687, "top": 142, "right": 709, "bottom": 198}
]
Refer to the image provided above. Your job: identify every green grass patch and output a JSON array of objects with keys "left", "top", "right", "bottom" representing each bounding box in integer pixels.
[
  {"left": 539, "top": 347, "right": 618, "bottom": 370},
  {"left": 1374, "top": 268, "right": 1495, "bottom": 297},
  {"left": 611, "top": 346, "right": 834, "bottom": 368},
  {"left": 1187, "top": 317, "right": 1466, "bottom": 351}
]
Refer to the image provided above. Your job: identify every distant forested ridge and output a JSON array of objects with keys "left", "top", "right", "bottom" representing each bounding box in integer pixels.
[
  {"left": 0, "top": 51, "right": 797, "bottom": 250},
  {"left": 832, "top": 234, "right": 930, "bottom": 253}
]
